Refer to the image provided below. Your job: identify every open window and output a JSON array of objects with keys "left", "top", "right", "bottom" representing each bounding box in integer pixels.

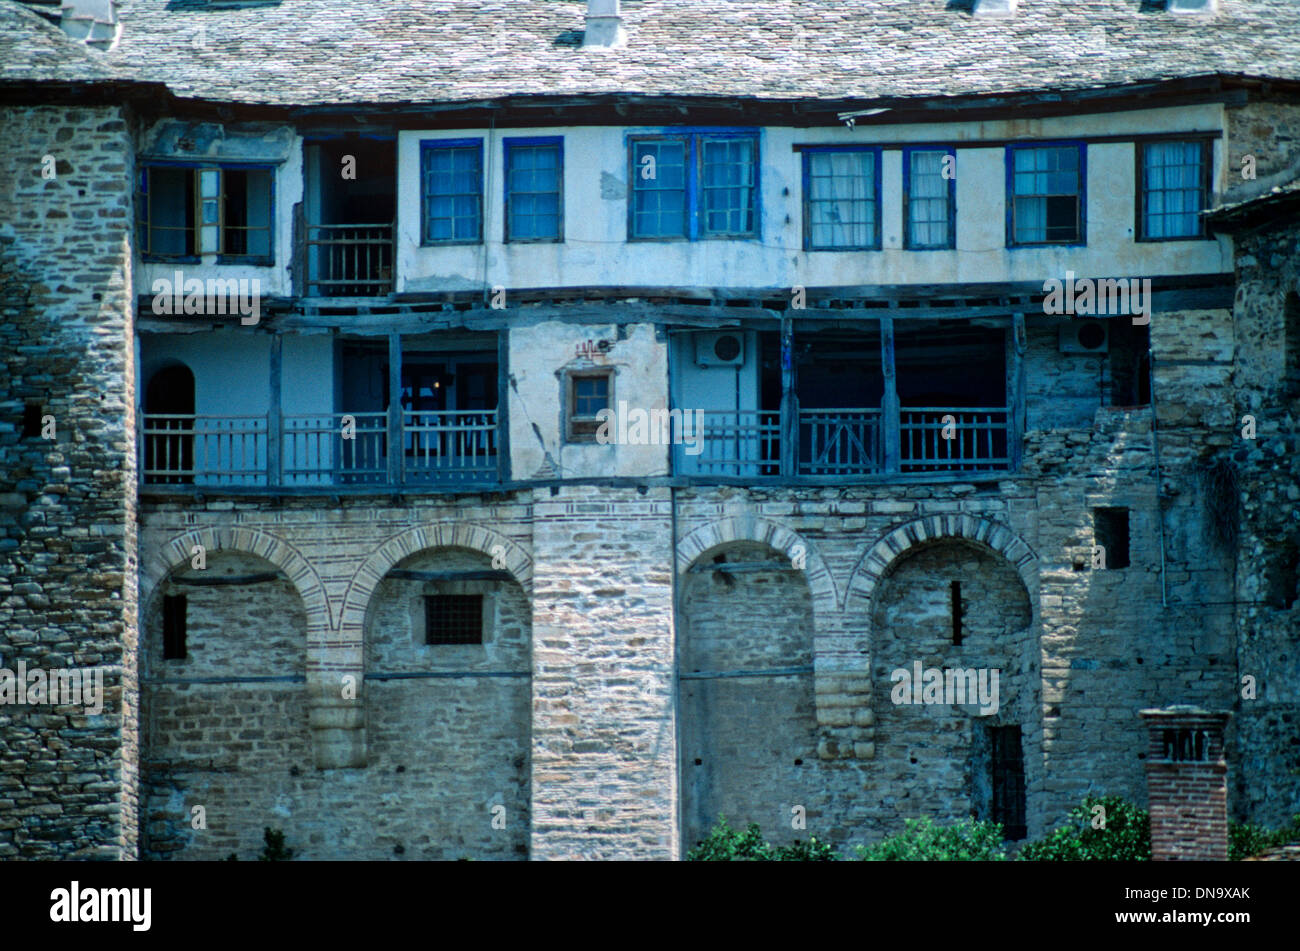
[{"left": 137, "top": 164, "right": 273, "bottom": 263}]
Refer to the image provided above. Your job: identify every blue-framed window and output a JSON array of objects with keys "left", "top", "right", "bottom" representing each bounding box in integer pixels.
[
  {"left": 629, "top": 131, "right": 759, "bottom": 240},
  {"left": 1137, "top": 139, "right": 1211, "bottom": 241},
  {"left": 421, "top": 139, "right": 483, "bottom": 245},
  {"left": 903, "top": 147, "right": 956, "bottom": 250},
  {"left": 802, "top": 146, "right": 880, "bottom": 251},
  {"left": 1006, "top": 143, "right": 1085, "bottom": 246},
  {"left": 136, "top": 163, "right": 274, "bottom": 263},
  {"left": 504, "top": 137, "right": 563, "bottom": 243}
]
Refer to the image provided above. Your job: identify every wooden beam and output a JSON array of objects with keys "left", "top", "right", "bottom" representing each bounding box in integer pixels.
[
  {"left": 497, "top": 328, "right": 511, "bottom": 484},
  {"left": 268, "top": 333, "right": 283, "bottom": 487},
  {"left": 387, "top": 332, "right": 402, "bottom": 485},
  {"left": 387, "top": 569, "right": 514, "bottom": 583},
  {"left": 687, "top": 561, "right": 799, "bottom": 574},
  {"left": 780, "top": 314, "right": 797, "bottom": 477},
  {"left": 1010, "top": 313, "right": 1027, "bottom": 472},
  {"left": 880, "top": 315, "right": 900, "bottom": 474},
  {"left": 171, "top": 573, "right": 283, "bottom": 586}
]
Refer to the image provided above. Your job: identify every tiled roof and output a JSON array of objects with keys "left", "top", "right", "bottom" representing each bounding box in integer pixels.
[
  {"left": 0, "top": 2, "right": 126, "bottom": 84},
  {"left": 4, "top": 1, "right": 1300, "bottom": 106}
]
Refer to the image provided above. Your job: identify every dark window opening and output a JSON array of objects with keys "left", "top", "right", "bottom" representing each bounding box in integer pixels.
[
  {"left": 1286, "top": 293, "right": 1300, "bottom": 399},
  {"left": 990, "top": 726, "right": 1027, "bottom": 840},
  {"left": 22, "top": 402, "right": 42, "bottom": 439},
  {"left": 1109, "top": 320, "right": 1151, "bottom": 407},
  {"left": 143, "top": 364, "right": 196, "bottom": 485},
  {"left": 424, "top": 594, "right": 483, "bottom": 645},
  {"left": 137, "top": 165, "right": 272, "bottom": 262},
  {"left": 1265, "top": 540, "right": 1299, "bottom": 610},
  {"left": 1162, "top": 728, "right": 1210, "bottom": 762},
  {"left": 162, "top": 594, "right": 187, "bottom": 660},
  {"left": 951, "top": 580, "right": 963, "bottom": 645},
  {"left": 1094, "top": 507, "right": 1131, "bottom": 569}
]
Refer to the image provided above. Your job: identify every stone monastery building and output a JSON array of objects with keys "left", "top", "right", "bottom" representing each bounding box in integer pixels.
[{"left": 1, "top": 0, "right": 1299, "bottom": 860}]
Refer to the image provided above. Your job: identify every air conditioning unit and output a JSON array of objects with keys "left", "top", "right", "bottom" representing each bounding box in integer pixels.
[
  {"left": 695, "top": 332, "right": 745, "bottom": 367},
  {"left": 1059, "top": 319, "right": 1109, "bottom": 354}
]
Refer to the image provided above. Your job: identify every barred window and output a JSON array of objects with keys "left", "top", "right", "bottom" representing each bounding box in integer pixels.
[{"left": 424, "top": 594, "right": 483, "bottom": 645}]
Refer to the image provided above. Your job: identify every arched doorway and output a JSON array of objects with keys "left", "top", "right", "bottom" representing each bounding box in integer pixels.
[{"left": 144, "top": 363, "right": 195, "bottom": 484}]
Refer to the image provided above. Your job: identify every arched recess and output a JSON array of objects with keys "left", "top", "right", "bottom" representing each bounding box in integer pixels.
[
  {"left": 318, "top": 523, "right": 532, "bottom": 770},
  {"left": 845, "top": 514, "right": 1038, "bottom": 617},
  {"left": 675, "top": 516, "right": 837, "bottom": 618},
  {"left": 142, "top": 526, "right": 331, "bottom": 632}
]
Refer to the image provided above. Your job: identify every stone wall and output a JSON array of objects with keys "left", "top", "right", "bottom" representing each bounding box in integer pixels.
[{"left": 0, "top": 103, "right": 138, "bottom": 859}]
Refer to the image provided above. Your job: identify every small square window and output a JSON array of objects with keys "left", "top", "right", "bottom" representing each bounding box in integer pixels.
[
  {"left": 1094, "top": 507, "right": 1131, "bottom": 569},
  {"left": 424, "top": 594, "right": 483, "bottom": 645},
  {"left": 567, "top": 370, "right": 612, "bottom": 442},
  {"left": 1008, "top": 145, "right": 1083, "bottom": 246}
]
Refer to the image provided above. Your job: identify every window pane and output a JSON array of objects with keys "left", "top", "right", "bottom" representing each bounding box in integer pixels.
[
  {"left": 422, "top": 144, "right": 482, "bottom": 243},
  {"left": 574, "top": 376, "right": 609, "bottom": 417},
  {"left": 1010, "top": 146, "right": 1081, "bottom": 244},
  {"left": 702, "top": 138, "right": 756, "bottom": 235},
  {"left": 507, "top": 143, "right": 562, "bottom": 241},
  {"left": 1142, "top": 141, "right": 1204, "bottom": 239},
  {"left": 144, "top": 167, "right": 195, "bottom": 257},
  {"left": 908, "top": 150, "right": 951, "bottom": 248},
  {"left": 631, "top": 140, "right": 686, "bottom": 237},
  {"left": 807, "top": 150, "right": 875, "bottom": 249}
]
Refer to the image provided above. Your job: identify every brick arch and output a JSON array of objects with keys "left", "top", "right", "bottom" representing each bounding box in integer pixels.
[
  {"left": 675, "top": 515, "right": 837, "bottom": 619},
  {"left": 844, "top": 514, "right": 1037, "bottom": 616},
  {"left": 338, "top": 522, "right": 533, "bottom": 634},
  {"left": 142, "top": 525, "right": 332, "bottom": 633}
]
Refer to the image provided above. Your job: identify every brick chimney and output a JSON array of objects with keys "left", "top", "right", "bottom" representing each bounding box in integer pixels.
[
  {"left": 1140, "top": 706, "right": 1232, "bottom": 861},
  {"left": 583, "top": 0, "right": 626, "bottom": 49},
  {"left": 59, "top": 0, "right": 119, "bottom": 51}
]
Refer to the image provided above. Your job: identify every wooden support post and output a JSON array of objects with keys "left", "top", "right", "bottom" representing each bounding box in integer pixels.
[
  {"left": 497, "top": 329, "right": 510, "bottom": 484},
  {"left": 387, "top": 332, "right": 402, "bottom": 485},
  {"left": 134, "top": 334, "right": 144, "bottom": 488},
  {"left": 880, "top": 315, "right": 900, "bottom": 474},
  {"left": 780, "top": 315, "right": 797, "bottom": 477},
  {"left": 1010, "top": 312, "right": 1026, "bottom": 471},
  {"left": 268, "top": 333, "right": 283, "bottom": 488}
]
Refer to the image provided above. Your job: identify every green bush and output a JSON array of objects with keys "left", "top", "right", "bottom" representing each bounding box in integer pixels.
[
  {"left": 686, "top": 817, "right": 838, "bottom": 861},
  {"left": 856, "top": 817, "right": 1008, "bottom": 861},
  {"left": 1229, "top": 814, "right": 1300, "bottom": 860},
  {"left": 1019, "top": 796, "right": 1149, "bottom": 861},
  {"left": 223, "top": 827, "right": 295, "bottom": 862}
]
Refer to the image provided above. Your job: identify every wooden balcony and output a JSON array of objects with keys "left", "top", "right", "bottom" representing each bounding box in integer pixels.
[{"left": 141, "top": 410, "right": 499, "bottom": 488}]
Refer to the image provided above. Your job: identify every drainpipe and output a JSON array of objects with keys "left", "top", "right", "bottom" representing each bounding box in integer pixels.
[{"left": 1149, "top": 343, "right": 1169, "bottom": 608}]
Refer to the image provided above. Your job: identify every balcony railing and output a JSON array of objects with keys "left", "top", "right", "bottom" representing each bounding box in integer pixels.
[
  {"left": 304, "top": 222, "right": 394, "bottom": 297},
  {"left": 900, "top": 407, "right": 1011, "bottom": 472},
  {"left": 142, "top": 410, "right": 498, "bottom": 488},
  {"left": 677, "top": 406, "right": 1011, "bottom": 478}
]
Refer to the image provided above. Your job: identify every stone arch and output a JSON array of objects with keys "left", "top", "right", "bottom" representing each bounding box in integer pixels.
[
  {"left": 845, "top": 514, "right": 1038, "bottom": 617},
  {"left": 142, "top": 525, "right": 331, "bottom": 633},
  {"left": 339, "top": 522, "right": 532, "bottom": 635},
  {"left": 675, "top": 515, "right": 837, "bottom": 619}
]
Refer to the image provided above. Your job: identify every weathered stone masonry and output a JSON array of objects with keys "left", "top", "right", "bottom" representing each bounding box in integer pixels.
[{"left": 0, "top": 104, "right": 139, "bottom": 860}]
